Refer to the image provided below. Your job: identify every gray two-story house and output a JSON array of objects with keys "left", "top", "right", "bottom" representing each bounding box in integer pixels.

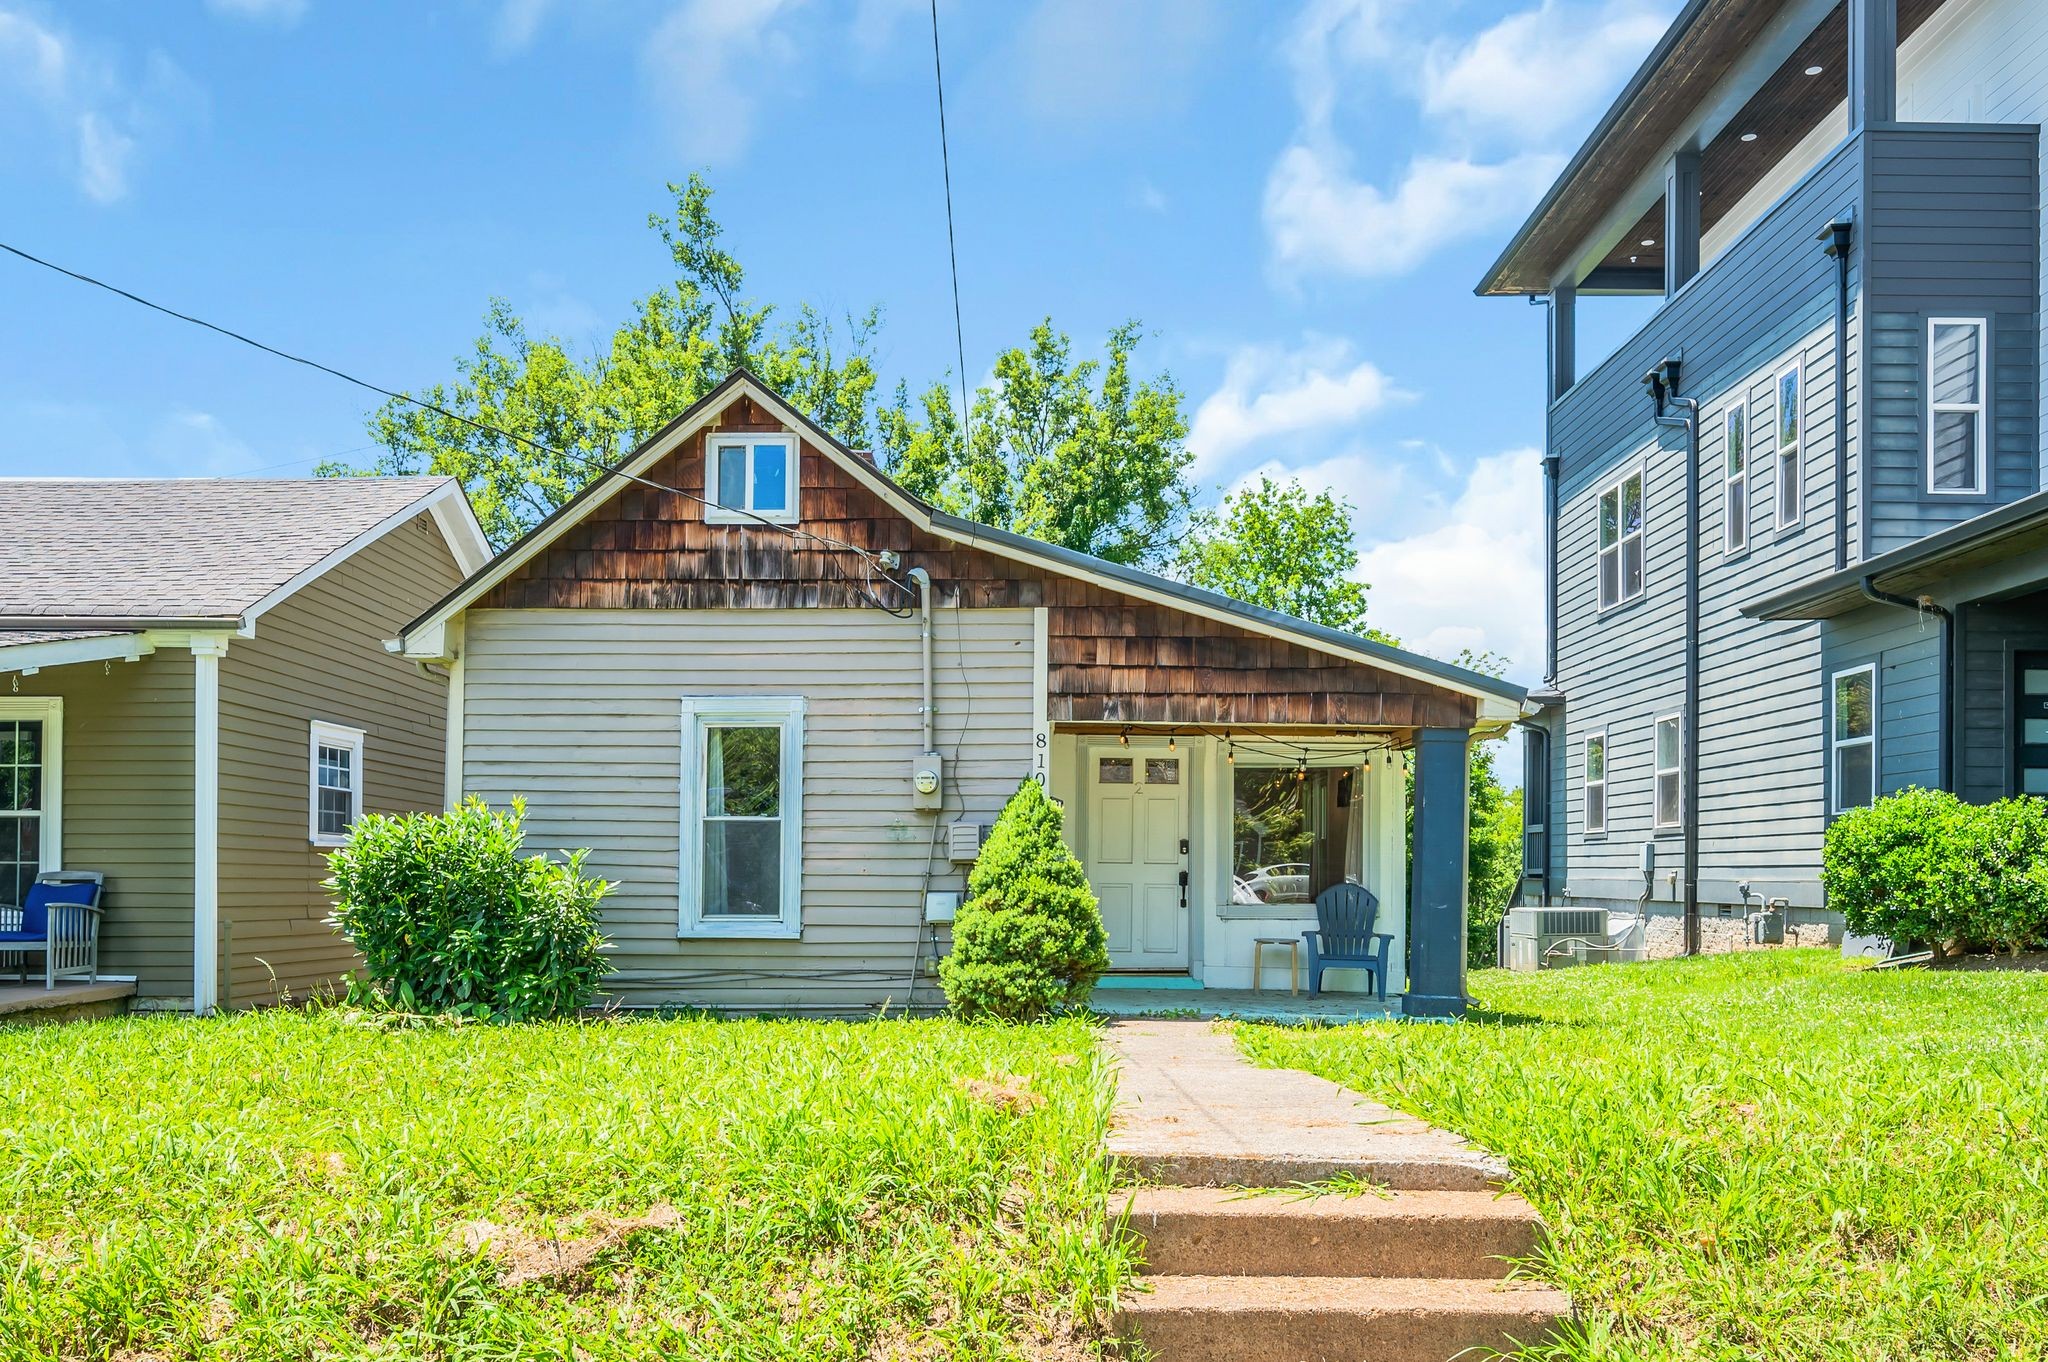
[{"left": 1485, "top": 0, "right": 2048, "bottom": 952}]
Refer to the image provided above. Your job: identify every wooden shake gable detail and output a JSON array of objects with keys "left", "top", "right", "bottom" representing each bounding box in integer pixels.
[{"left": 471, "top": 391, "right": 1480, "bottom": 732}]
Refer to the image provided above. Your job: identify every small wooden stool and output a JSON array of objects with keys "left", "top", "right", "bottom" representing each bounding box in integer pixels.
[{"left": 1252, "top": 936, "right": 1299, "bottom": 995}]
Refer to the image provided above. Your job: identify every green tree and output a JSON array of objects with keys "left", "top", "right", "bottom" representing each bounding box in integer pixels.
[
  {"left": 1174, "top": 474, "right": 1390, "bottom": 640},
  {"left": 326, "top": 175, "right": 880, "bottom": 547},
  {"left": 877, "top": 320, "right": 1196, "bottom": 567}
]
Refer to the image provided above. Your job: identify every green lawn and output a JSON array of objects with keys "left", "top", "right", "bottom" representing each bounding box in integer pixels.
[
  {"left": 0, "top": 1011, "right": 1131, "bottom": 1361},
  {"left": 1241, "top": 950, "right": 2048, "bottom": 1362}
]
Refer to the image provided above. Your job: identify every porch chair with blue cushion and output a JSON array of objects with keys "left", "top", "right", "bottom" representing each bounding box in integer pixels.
[
  {"left": 1302, "top": 882, "right": 1393, "bottom": 1001},
  {"left": 0, "top": 872, "right": 105, "bottom": 989}
]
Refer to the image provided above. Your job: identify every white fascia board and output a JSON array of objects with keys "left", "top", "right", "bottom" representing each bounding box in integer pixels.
[
  {"left": 0, "top": 632, "right": 154, "bottom": 675},
  {"left": 242, "top": 481, "right": 487, "bottom": 635}
]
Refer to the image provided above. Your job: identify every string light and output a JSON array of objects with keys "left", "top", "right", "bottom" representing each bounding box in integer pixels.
[
  {"left": 1118, "top": 727, "right": 1130, "bottom": 748},
  {"left": 1167, "top": 733, "right": 1177, "bottom": 752}
]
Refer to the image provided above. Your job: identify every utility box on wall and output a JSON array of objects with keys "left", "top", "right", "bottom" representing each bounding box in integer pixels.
[
  {"left": 911, "top": 752, "right": 943, "bottom": 812},
  {"left": 947, "top": 820, "right": 990, "bottom": 863}
]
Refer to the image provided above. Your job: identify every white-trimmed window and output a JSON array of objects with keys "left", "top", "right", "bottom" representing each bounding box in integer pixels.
[
  {"left": 1831, "top": 666, "right": 1877, "bottom": 812},
  {"left": 1654, "top": 714, "right": 1682, "bottom": 829},
  {"left": 680, "top": 696, "right": 805, "bottom": 937},
  {"left": 1582, "top": 730, "right": 1607, "bottom": 835},
  {"left": 309, "top": 721, "right": 365, "bottom": 845},
  {"left": 704, "top": 435, "right": 797, "bottom": 524},
  {"left": 0, "top": 698, "right": 61, "bottom": 907},
  {"left": 1722, "top": 405, "right": 1749, "bottom": 555},
  {"left": 1596, "top": 470, "right": 1645, "bottom": 610},
  {"left": 1928, "top": 318, "right": 1988, "bottom": 494},
  {"left": 1774, "top": 363, "right": 1803, "bottom": 528}
]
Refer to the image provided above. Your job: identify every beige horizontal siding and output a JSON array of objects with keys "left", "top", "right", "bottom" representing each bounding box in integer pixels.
[{"left": 460, "top": 607, "right": 1036, "bottom": 1008}]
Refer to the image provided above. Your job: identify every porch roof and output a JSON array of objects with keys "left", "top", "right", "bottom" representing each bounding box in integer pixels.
[{"left": 0, "top": 630, "right": 150, "bottom": 674}]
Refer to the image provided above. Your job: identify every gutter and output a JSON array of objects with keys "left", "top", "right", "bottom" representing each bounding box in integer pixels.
[
  {"left": 1646, "top": 359, "right": 1702, "bottom": 957},
  {"left": 1858, "top": 576, "right": 1954, "bottom": 791}
]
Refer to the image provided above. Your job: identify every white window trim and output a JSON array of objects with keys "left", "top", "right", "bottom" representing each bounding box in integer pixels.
[
  {"left": 1594, "top": 466, "right": 1647, "bottom": 612},
  {"left": 679, "top": 695, "right": 805, "bottom": 939},
  {"left": 0, "top": 697, "right": 62, "bottom": 872},
  {"left": 1830, "top": 665, "right": 1878, "bottom": 814},
  {"left": 1722, "top": 403, "right": 1749, "bottom": 557},
  {"left": 1653, "top": 713, "right": 1683, "bottom": 830},
  {"left": 309, "top": 720, "right": 366, "bottom": 847},
  {"left": 1926, "top": 316, "right": 1989, "bottom": 496},
  {"left": 1774, "top": 360, "right": 1804, "bottom": 530},
  {"left": 1582, "top": 729, "right": 1608, "bottom": 836},
  {"left": 703, "top": 434, "right": 798, "bottom": 525}
]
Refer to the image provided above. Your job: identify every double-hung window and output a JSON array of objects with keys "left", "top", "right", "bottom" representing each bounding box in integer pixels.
[
  {"left": 1596, "top": 471, "right": 1645, "bottom": 610},
  {"left": 0, "top": 700, "right": 60, "bottom": 907},
  {"left": 1582, "top": 731, "right": 1607, "bottom": 835},
  {"left": 1928, "top": 318, "right": 1987, "bottom": 494},
  {"left": 1774, "top": 364, "right": 1803, "bottom": 528},
  {"left": 1654, "top": 715, "right": 1682, "bottom": 829},
  {"left": 1723, "top": 405, "right": 1748, "bottom": 555},
  {"left": 309, "top": 721, "right": 365, "bottom": 846},
  {"left": 1831, "top": 667, "right": 1877, "bottom": 812},
  {"left": 680, "top": 696, "right": 804, "bottom": 937},
  {"left": 705, "top": 435, "right": 796, "bottom": 524}
]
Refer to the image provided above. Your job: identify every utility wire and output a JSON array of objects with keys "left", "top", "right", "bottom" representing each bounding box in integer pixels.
[
  {"left": 927, "top": 0, "right": 973, "bottom": 450},
  {"left": 0, "top": 239, "right": 916, "bottom": 615}
]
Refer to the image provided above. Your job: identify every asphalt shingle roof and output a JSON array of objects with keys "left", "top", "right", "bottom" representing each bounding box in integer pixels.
[{"left": 0, "top": 477, "right": 455, "bottom": 622}]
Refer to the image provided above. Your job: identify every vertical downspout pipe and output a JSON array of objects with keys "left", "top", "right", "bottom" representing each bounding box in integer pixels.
[
  {"left": 1860, "top": 577, "right": 1954, "bottom": 790},
  {"left": 1648, "top": 364, "right": 1702, "bottom": 957},
  {"left": 1821, "top": 218, "right": 1854, "bottom": 573},
  {"left": 1542, "top": 452, "right": 1562, "bottom": 684},
  {"left": 907, "top": 567, "right": 935, "bottom": 752}
]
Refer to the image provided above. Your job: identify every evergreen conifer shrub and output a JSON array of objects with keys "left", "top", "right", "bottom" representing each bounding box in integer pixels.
[{"left": 939, "top": 779, "right": 1109, "bottom": 1021}]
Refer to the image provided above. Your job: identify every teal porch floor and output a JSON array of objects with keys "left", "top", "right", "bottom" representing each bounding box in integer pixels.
[{"left": 1085, "top": 985, "right": 1400, "bottom": 1024}]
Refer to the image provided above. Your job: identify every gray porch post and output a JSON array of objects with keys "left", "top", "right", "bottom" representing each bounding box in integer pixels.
[
  {"left": 1848, "top": 0, "right": 1897, "bottom": 132},
  {"left": 1406, "top": 727, "right": 1471, "bottom": 1019},
  {"left": 1663, "top": 148, "right": 1701, "bottom": 295}
]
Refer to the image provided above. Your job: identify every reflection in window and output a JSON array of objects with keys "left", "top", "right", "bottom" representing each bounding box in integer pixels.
[
  {"left": 1231, "top": 765, "right": 1364, "bottom": 905},
  {"left": 703, "top": 725, "right": 782, "bottom": 917},
  {"left": 1144, "top": 758, "right": 1180, "bottom": 785},
  {"left": 1098, "top": 757, "right": 1133, "bottom": 784}
]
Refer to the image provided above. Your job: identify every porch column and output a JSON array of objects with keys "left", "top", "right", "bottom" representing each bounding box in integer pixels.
[
  {"left": 1546, "top": 284, "right": 1576, "bottom": 401},
  {"left": 191, "top": 636, "right": 228, "bottom": 1017},
  {"left": 1664, "top": 149, "right": 1701, "bottom": 295},
  {"left": 1406, "top": 727, "right": 1471, "bottom": 1019},
  {"left": 1848, "top": 0, "right": 1897, "bottom": 132}
]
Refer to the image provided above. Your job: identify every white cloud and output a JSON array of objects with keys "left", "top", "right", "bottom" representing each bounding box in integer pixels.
[
  {"left": 74, "top": 109, "right": 133, "bottom": 203},
  {"left": 1015, "top": 0, "right": 1219, "bottom": 124},
  {"left": 1354, "top": 448, "right": 1544, "bottom": 678},
  {"left": 1421, "top": 0, "right": 1673, "bottom": 145},
  {"left": 491, "top": 0, "right": 555, "bottom": 54},
  {"left": 641, "top": 0, "right": 809, "bottom": 164},
  {"left": 1188, "top": 336, "right": 1408, "bottom": 477},
  {"left": 204, "top": 0, "right": 308, "bottom": 23}
]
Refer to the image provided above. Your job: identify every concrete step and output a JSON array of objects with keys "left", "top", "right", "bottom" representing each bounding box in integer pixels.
[
  {"left": 1111, "top": 1143, "right": 1507, "bottom": 1193},
  {"left": 1116, "top": 1187, "right": 1542, "bottom": 1279},
  {"left": 1115, "top": 1274, "right": 1572, "bottom": 1362}
]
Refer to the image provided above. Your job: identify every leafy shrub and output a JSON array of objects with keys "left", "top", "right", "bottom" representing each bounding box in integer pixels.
[
  {"left": 326, "top": 797, "right": 613, "bottom": 1020},
  {"left": 1822, "top": 789, "right": 2048, "bottom": 954},
  {"left": 940, "top": 779, "right": 1109, "bottom": 1021}
]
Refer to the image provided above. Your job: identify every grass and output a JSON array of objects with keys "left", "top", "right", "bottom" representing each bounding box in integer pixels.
[
  {"left": 1239, "top": 950, "right": 2048, "bottom": 1361},
  {"left": 0, "top": 1010, "right": 1132, "bottom": 1361}
]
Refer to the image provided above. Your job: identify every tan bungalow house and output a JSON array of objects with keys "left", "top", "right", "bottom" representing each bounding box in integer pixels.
[{"left": 0, "top": 477, "right": 488, "bottom": 1015}]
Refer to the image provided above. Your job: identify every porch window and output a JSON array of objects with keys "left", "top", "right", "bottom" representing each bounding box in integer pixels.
[
  {"left": 1774, "top": 363, "right": 1802, "bottom": 528},
  {"left": 680, "top": 696, "right": 804, "bottom": 937},
  {"left": 1928, "top": 318, "right": 1987, "bottom": 494},
  {"left": 1831, "top": 666, "right": 1876, "bottom": 812},
  {"left": 0, "top": 709, "right": 54, "bottom": 907},
  {"left": 1582, "top": 731, "right": 1606, "bottom": 835},
  {"left": 1722, "top": 405, "right": 1748, "bottom": 555},
  {"left": 705, "top": 435, "right": 796, "bottom": 524},
  {"left": 309, "top": 721, "right": 365, "bottom": 846},
  {"left": 1230, "top": 763, "right": 1364, "bottom": 905},
  {"left": 1654, "top": 715, "right": 1681, "bottom": 829},
  {"left": 1596, "top": 470, "right": 1644, "bottom": 610}
]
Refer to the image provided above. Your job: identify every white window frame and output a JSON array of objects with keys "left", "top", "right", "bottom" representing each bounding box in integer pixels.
[
  {"left": 1582, "top": 729, "right": 1608, "bottom": 836},
  {"left": 1595, "top": 467, "right": 1647, "bottom": 612},
  {"left": 679, "top": 695, "right": 805, "bottom": 939},
  {"left": 1830, "top": 665, "right": 1878, "bottom": 814},
  {"left": 1722, "top": 403, "right": 1749, "bottom": 556},
  {"left": 703, "top": 434, "right": 798, "bottom": 525},
  {"left": 0, "top": 697, "right": 62, "bottom": 874},
  {"left": 1653, "top": 713, "right": 1683, "bottom": 830},
  {"left": 1773, "top": 360, "right": 1803, "bottom": 530},
  {"left": 1926, "top": 317, "right": 1988, "bottom": 496},
  {"left": 308, "top": 720, "right": 366, "bottom": 847}
]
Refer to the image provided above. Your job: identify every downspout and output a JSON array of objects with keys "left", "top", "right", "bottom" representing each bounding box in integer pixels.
[
  {"left": 1646, "top": 361, "right": 1702, "bottom": 957},
  {"left": 1859, "top": 577, "right": 1954, "bottom": 791},
  {"left": 1820, "top": 218, "right": 1855, "bottom": 573},
  {"left": 1542, "top": 452, "right": 1561, "bottom": 684},
  {"left": 907, "top": 567, "right": 935, "bottom": 752}
]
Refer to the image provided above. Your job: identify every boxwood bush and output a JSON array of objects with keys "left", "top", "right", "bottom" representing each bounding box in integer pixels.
[
  {"left": 940, "top": 779, "right": 1110, "bottom": 1021},
  {"left": 1822, "top": 788, "right": 2048, "bottom": 955},
  {"left": 326, "top": 797, "right": 613, "bottom": 1020}
]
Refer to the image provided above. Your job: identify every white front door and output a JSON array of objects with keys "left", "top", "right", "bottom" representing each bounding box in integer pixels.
[{"left": 1084, "top": 746, "right": 1190, "bottom": 970}]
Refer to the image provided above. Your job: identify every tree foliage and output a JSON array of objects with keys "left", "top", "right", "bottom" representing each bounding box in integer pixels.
[
  {"left": 878, "top": 320, "right": 1196, "bottom": 567},
  {"left": 1174, "top": 474, "right": 1387, "bottom": 639}
]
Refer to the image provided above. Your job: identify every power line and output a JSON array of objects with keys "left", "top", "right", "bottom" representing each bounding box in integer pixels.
[
  {"left": 0, "top": 238, "right": 916, "bottom": 615},
  {"left": 927, "top": 0, "right": 973, "bottom": 450}
]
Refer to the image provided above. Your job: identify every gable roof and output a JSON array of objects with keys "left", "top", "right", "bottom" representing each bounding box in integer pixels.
[
  {"left": 400, "top": 370, "right": 1527, "bottom": 718},
  {"left": 0, "top": 476, "right": 490, "bottom": 630}
]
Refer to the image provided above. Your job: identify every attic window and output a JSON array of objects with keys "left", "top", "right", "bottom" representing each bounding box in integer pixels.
[{"left": 705, "top": 435, "right": 797, "bottom": 525}]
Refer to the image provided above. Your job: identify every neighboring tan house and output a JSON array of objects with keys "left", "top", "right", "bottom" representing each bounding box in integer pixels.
[
  {"left": 0, "top": 477, "right": 489, "bottom": 1014},
  {"left": 1482, "top": 0, "right": 2048, "bottom": 953},
  {"left": 397, "top": 371, "right": 1527, "bottom": 1018}
]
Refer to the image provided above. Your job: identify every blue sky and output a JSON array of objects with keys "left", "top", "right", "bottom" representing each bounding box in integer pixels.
[{"left": 0, "top": 0, "right": 1676, "bottom": 680}]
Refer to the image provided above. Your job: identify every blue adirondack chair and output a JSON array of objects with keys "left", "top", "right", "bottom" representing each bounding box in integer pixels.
[
  {"left": 0, "top": 872, "right": 104, "bottom": 989},
  {"left": 1302, "top": 882, "right": 1393, "bottom": 1000}
]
